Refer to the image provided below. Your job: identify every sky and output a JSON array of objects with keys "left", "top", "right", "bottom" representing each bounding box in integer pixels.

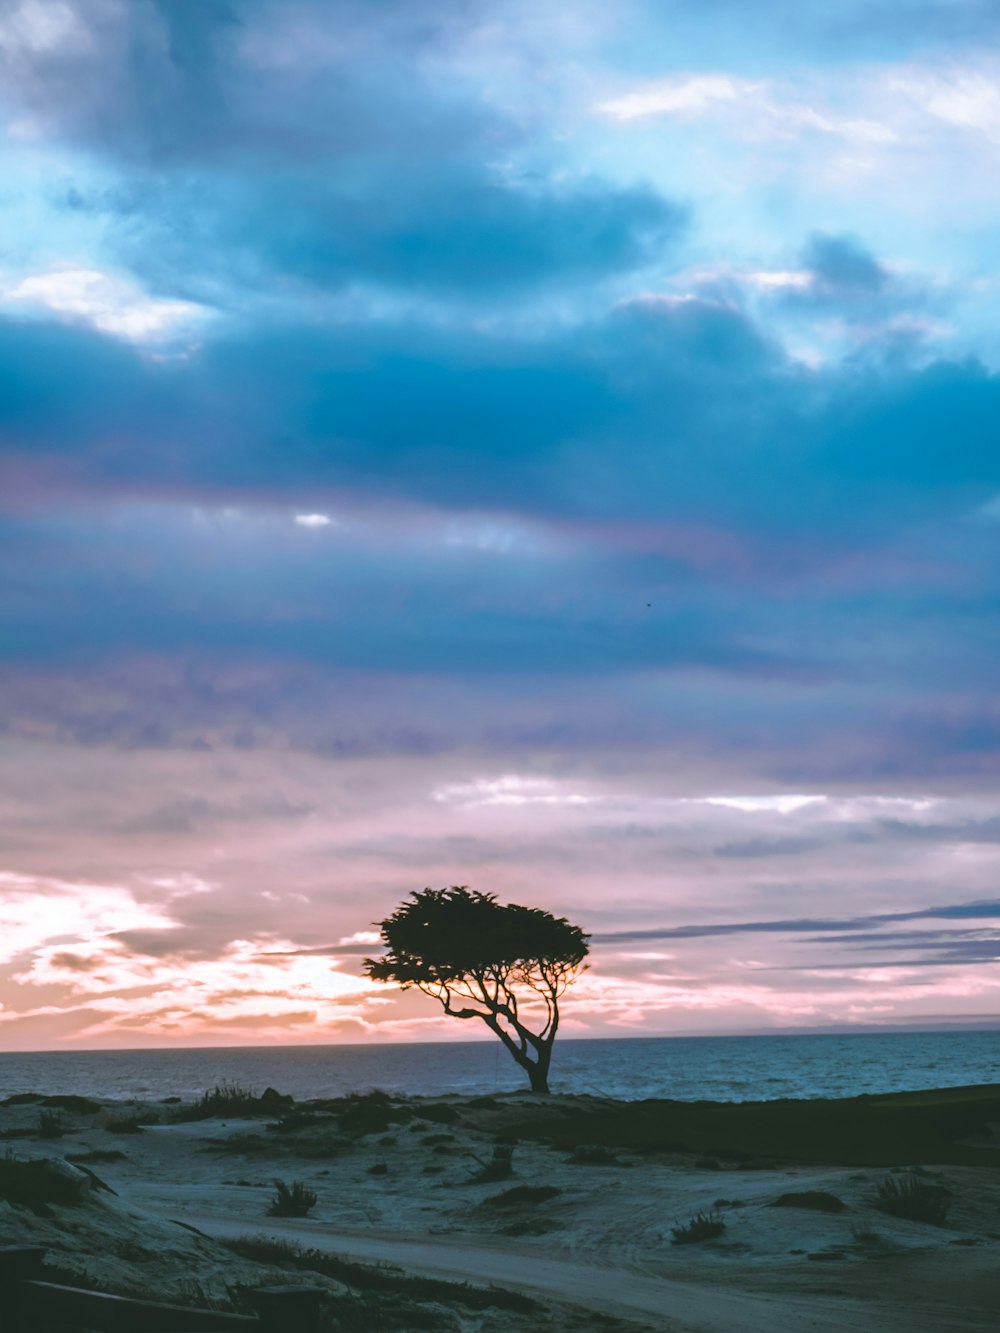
[{"left": 2, "top": 0, "right": 1000, "bottom": 1051}]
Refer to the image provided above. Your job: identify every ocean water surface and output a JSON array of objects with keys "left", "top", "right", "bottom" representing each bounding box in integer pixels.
[{"left": 1, "top": 1030, "right": 999, "bottom": 1104}]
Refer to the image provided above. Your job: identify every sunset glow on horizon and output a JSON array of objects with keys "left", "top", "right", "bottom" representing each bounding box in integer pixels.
[{"left": 3, "top": 1, "right": 1000, "bottom": 1050}]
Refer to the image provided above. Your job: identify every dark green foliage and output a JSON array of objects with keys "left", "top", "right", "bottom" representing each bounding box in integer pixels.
[
  {"left": 671, "top": 1210, "right": 726, "bottom": 1244},
  {"left": 873, "top": 1172, "right": 952, "bottom": 1224},
  {"left": 267, "top": 1177, "right": 318, "bottom": 1217},
  {"left": 337, "top": 1091, "right": 409, "bottom": 1138},
  {"left": 173, "top": 1081, "right": 263, "bottom": 1121},
  {"left": 365, "top": 886, "right": 588, "bottom": 988},
  {"left": 769, "top": 1191, "right": 847, "bottom": 1213},
  {"left": 411, "top": 1104, "right": 460, "bottom": 1125},
  {"left": 479, "top": 1185, "right": 562, "bottom": 1209},
  {"left": 364, "top": 886, "right": 589, "bottom": 1094},
  {"left": 469, "top": 1143, "right": 514, "bottom": 1182},
  {"left": 502, "top": 1083, "right": 1000, "bottom": 1167},
  {"left": 37, "top": 1110, "right": 66, "bottom": 1139},
  {"left": 368, "top": 1161, "right": 389, "bottom": 1175},
  {"left": 223, "top": 1234, "right": 539, "bottom": 1314},
  {"left": 67, "top": 1149, "right": 127, "bottom": 1164}
]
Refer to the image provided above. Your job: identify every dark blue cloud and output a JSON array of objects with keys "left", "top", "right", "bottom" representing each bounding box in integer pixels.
[
  {"left": 3, "top": 301, "right": 1000, "bottom": 540},
  {"left": 802, "top": 233, "right": 888, "bottom": 296}
]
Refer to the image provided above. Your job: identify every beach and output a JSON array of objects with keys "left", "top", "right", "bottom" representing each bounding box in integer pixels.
[{"left": 2, "top": 1083, "right": 999, "bottom": 1331}]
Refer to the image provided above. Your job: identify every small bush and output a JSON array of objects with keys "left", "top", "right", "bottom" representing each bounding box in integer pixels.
[
  {"left": 267, "top": 1178, "right": 318, "bottom": 1217},
  {"left": 469, "top": 1143, "right": 514, "bottom": 1183},
  {"left": 873, "top": 1173, "right": 951, "bottom": 1225},
  {"left": 175, "top": 1081, "right": 261, "bottom": 1121},
  {"left": 338, "top": 1092, "right": 410, "bottom": 1138},
  {"left": 671, "top": 1210, "right": 726, "bottom": 1245},
  {"left": 769, "top": 1191, "right": 846, "bottom": 1214},
  {"left": 37, "top": 1111, "right": 66, "bottom": 1139},
  {"left": 66, "top": 1150, "right": 127, "bottom": 1165},
  {"left": 479, "top": 1185, "right": 561, "bottom": 1210},
  {"left": 368, "top": 1162, "right": 389, "bottom": 1176}
]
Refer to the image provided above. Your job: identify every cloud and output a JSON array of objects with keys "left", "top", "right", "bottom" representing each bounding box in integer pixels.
[
  {"left": 3, "top": 269, "right": 208, "bottom": 342},
  {"left": 802, "top": 233, "right": 888, "bottom": 295},
  {"left": 597, "top": 75, "right": 759, "bottom": 121},
  {"left": 4, "top": 0, "right": 1000, "bottom": 1046}
]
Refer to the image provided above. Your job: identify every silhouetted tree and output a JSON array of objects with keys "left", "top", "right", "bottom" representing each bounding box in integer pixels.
[{"left": 364, "top": 886, "right": 589, "bottom": 1094}]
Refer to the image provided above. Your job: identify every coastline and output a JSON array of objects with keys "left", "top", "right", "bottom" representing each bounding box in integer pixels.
[{"left": 2, "top": 1083, "right": 999, "bottom": 1330}]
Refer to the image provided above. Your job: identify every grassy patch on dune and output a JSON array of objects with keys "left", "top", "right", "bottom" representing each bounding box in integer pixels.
[{"left": 503, "top": 1084, "right": 1000, "bottom": 1167}]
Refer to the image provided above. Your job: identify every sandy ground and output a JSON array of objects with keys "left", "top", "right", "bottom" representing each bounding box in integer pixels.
[{"left": 2, "top": 1091, "right": 999, "bottom": 1331}]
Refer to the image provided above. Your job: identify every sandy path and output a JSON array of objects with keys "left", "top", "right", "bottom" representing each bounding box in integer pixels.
[{"left": 170, "top": 1210, "right": 955, "bottom": 1333}]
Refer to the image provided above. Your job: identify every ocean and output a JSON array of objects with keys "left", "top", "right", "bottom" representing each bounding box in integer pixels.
[{"left": 1, "top": 1030, "right": 998, "bottom": 1104}]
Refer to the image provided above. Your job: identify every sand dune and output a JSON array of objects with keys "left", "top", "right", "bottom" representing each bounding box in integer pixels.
[{"left": 2, "top": 1086, "right": 999, "bottom": 1331}]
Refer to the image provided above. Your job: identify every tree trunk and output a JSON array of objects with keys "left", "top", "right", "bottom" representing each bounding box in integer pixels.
[{"left": 526, "top": 1061, "right": 550, "bottom": 1094}]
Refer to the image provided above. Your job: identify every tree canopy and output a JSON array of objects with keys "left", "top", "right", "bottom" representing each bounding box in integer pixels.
[{"left": 364, "top": 886, "right": 589, "bottom": 1093}]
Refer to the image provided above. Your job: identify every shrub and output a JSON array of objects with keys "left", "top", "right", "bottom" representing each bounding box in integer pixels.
[
  {"left": 469, "top": 1144, "right": 514, "bottom": 1183},
  {"left": 267, "top": 1178, "right": 318, "bottom": 1217},
  {"left": 768, "top": 1191, "right": 846, "bottom": 1214},
  {"left": 337, "top": 1092, "right": 410, "bottom": 1138},
  {"left": 670, "top": 1210, "right": 726, "bottom": 1245},
  {"left": 873, "top": 1173, "right": 951, "bottom": 1225},
  {"left": 67, "top": 1150, "right": 127, "bottom": 1165},
  {"left": 37, "top": 1111, "right": 66, "bottom": 1139},
  {"left": 175, "top": 1081, "right": 261, "bottom": 1121}
]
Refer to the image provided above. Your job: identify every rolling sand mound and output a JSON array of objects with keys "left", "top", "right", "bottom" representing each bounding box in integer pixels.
[{"left": 2, "top": 1085, "right": 999, "bottom": 1330}]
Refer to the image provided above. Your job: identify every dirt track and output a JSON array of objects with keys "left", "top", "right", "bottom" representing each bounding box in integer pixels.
[{"left": 177, "top": 1211, "right": 995, "bottom": 1332}]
